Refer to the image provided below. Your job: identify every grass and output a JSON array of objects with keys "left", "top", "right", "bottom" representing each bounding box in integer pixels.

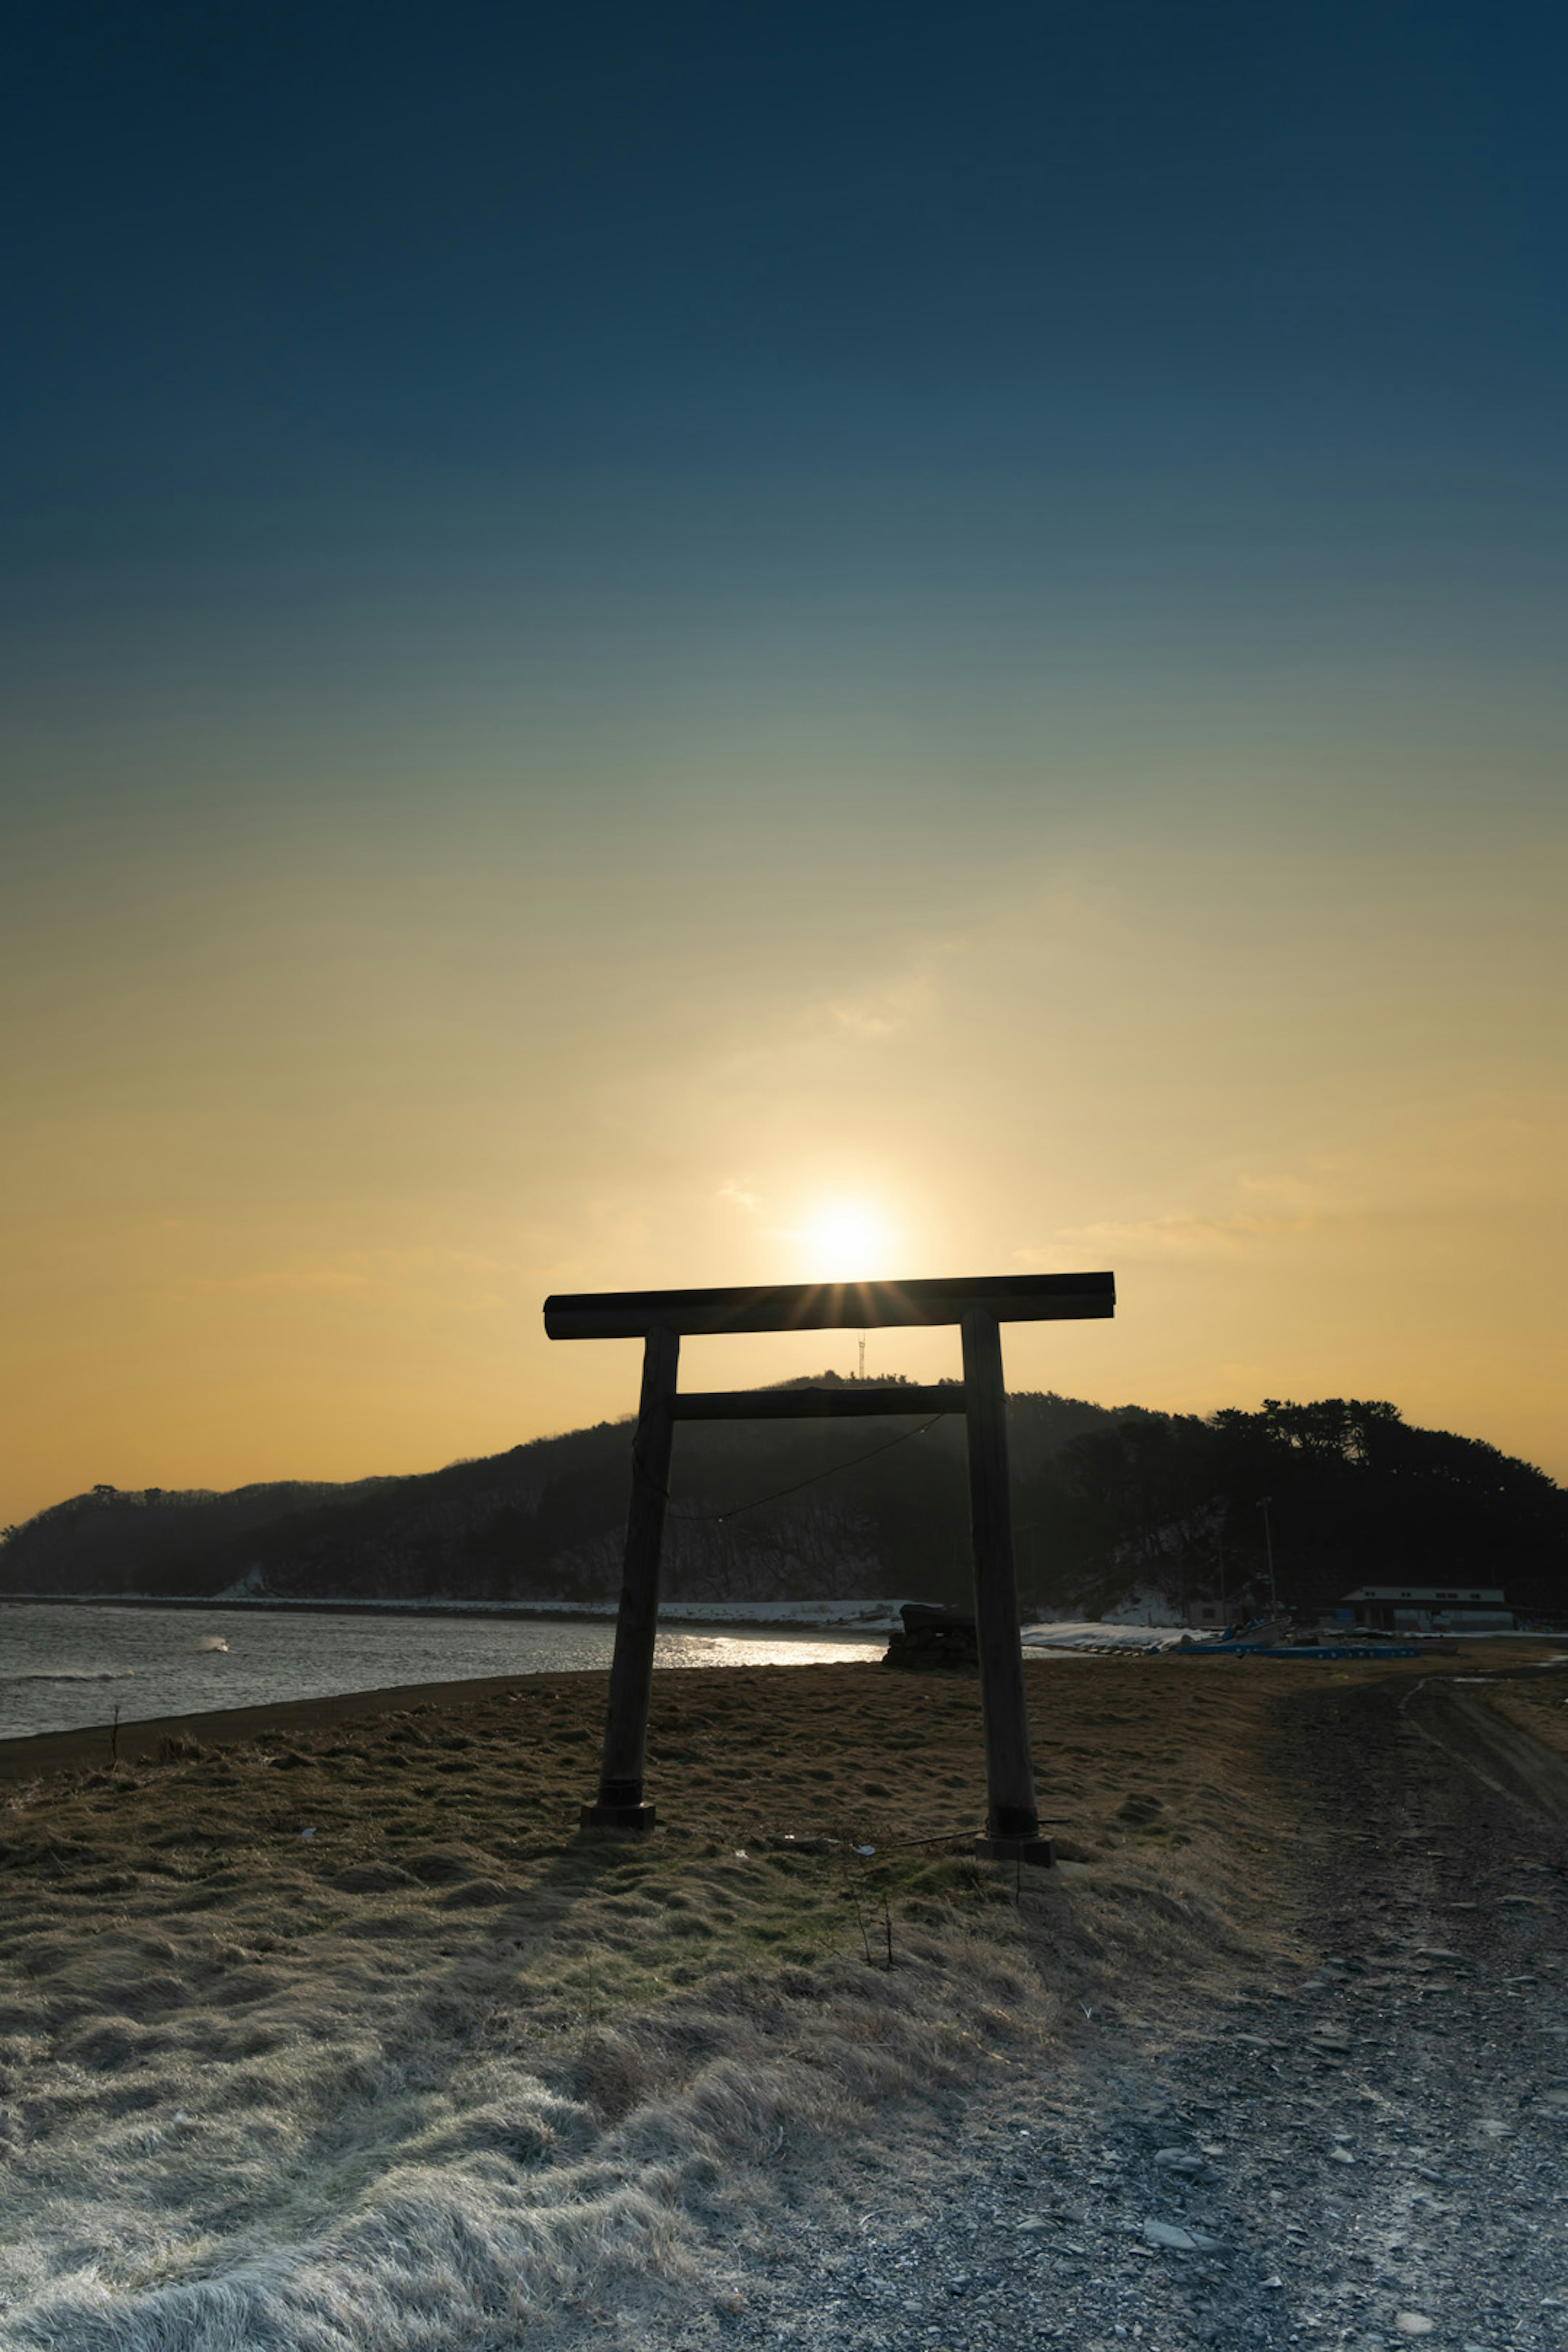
[
  {"left": 0, "top": 1642, "right": 1557, "bottom": 2349},
  {"left": 1476, "top": 1653, "right": 1568, "bottom": 1762}
]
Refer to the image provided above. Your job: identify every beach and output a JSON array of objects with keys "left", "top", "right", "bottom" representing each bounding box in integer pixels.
[
  {"left": 0, "top": 1600, "right": 889, "bottom": 1746},
  {"left": 1, "top": 1644, "right": 1564, "bottom": 2350}
]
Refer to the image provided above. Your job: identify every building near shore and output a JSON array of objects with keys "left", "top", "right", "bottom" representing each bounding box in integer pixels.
[
  {"left": 1343, "top": 1585, "right": 1513, "bottom": 1633},
  {"left": 1184, "top": 1595, "right": 1229, "bottom": 1628}
]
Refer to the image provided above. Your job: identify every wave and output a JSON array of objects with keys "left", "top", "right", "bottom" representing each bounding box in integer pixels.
[{"left": 3, "top": 1667, "right": 137, "bottom": 1683}]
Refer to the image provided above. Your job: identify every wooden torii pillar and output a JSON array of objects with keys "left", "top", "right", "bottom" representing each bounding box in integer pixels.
[{"left": 542, "top": 1270, "right": 1115, "bottom": 1865}]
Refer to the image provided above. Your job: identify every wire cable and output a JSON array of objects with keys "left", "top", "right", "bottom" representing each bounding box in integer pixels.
[{"left": 635, "top": 1413, "right": 948, "bottom": 1524}]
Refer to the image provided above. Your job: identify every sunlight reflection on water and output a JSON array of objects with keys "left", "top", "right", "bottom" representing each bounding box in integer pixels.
[{"left": 0, "top": 1604, "right": 886, "bottom": 1741}]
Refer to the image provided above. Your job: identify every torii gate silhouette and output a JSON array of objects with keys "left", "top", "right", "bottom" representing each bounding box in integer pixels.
[{"left": 543, "top": 1269, "right": 1115, "bottom": 1865}]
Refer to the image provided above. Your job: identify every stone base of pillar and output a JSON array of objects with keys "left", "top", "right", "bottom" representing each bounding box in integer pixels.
[
  {"left": 974, "top": 1835, "right": 1054, "bottom": 1868},
  {"left": 580, "top": 1801, "right": 657, "bottom": 1834}
]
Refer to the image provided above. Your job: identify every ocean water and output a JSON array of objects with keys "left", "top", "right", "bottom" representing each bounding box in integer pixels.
[{"left": 0, "top": 1603, "right": 887, "bottom": 1743}]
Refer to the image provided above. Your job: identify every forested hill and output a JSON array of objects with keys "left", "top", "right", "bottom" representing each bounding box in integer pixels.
[{"left": 3, "top": 1385, "right": 1564, "bottom": 1617}]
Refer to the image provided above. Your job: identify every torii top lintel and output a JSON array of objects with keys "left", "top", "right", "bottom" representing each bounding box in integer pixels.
[{"left": 543, "top": 1270, "right": 1115, "bottom": 1342}]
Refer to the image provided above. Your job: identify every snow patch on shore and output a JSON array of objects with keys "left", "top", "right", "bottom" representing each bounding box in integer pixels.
[{"left": 1021, "top": 1621, "right": 1193, "bottom": 1654}]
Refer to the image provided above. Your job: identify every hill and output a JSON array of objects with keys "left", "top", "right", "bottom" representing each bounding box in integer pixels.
[{"left": 2, "top": 1385, "right": 1564, "bottom": 1617}]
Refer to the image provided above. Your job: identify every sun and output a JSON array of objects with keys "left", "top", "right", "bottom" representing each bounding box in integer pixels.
[{"left": 797, "top": 1202, "right": 897, "bottom": 1279}]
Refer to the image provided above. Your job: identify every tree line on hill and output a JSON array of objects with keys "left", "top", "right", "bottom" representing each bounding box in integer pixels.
[{"left": 2, "top": 1385, "right": 1563, "bottom": 1618}]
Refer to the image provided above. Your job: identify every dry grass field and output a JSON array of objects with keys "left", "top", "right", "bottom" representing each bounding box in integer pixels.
[
  {"left": 1479, "top": 1661, "right": 1568, "bottom": 1764},
  {"left": 0, "top": 1644, "right": 1559, "bottom": 2349}
]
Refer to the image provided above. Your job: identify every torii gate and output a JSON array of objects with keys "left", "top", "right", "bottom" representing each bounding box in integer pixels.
[{"left": 543, "top": 1269, "right": 1115, "bottom": 1864}]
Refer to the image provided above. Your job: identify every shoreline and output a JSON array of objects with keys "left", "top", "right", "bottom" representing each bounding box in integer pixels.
[
  {"left": 0, "top": 1637, "right": 893, "bottom": 1782},
  {"left": 0, "top": 1592, "right": 903, "bottom": 1630},
  {"left": 9, "top": 1594, "right": 1553, "bottom": 1639},
  {"left": 0, "top": 1666, "right": 617, "bottom": 1784},
  {"left": 14, "top": 1641, "right": 1549, "bottom": 1787}
]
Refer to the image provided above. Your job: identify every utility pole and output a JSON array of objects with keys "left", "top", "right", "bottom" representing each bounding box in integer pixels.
[{"left": 1257, "top": 1495, "right": 1278, "bottom": 1619}]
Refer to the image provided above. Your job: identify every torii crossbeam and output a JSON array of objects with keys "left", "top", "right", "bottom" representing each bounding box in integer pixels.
[{"left": 543, "top": 1270, "right": 1116, "bottom": 1864}]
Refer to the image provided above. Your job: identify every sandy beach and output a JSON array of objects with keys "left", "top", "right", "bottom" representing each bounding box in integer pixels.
[{"left": 1, "top": 1644, "right": 1563, "bottom": 2350}]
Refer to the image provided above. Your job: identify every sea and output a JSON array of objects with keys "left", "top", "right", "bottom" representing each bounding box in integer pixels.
[{"left": 0, "top": 1602, "right": 888, "bottom": 1744}]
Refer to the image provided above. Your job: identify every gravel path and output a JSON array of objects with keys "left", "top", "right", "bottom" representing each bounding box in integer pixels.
[{"left": 632, "top": 1668, "right": 1568, "bottom": 2352}]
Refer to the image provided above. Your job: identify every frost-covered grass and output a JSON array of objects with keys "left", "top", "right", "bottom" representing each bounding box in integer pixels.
[{"left": 0, "top": 1655, "right": 1410, "bottom": 2349}]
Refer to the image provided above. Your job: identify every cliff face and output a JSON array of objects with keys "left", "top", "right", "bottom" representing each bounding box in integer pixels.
[{"left": 4, "top": 1387, "right": 1564, "bottom": 1616}]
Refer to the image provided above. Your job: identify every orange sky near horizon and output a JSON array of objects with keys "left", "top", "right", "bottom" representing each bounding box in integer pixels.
[{"left": 4, "top": 761, "right": 1563, "bottom": 1528}]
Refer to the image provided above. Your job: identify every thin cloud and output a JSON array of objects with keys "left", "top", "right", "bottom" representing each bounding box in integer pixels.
[
  {"left": 1037, "top": 1210, "right": 1322, "bottom": 1257},
  {"left": 829, "top": 1004, "right": 898, "bottom": 1040}
]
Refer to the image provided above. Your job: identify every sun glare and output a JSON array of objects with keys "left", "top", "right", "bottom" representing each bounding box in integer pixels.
[{"left": 797, "top": 1203, "right": 897, "bottom": 1279}]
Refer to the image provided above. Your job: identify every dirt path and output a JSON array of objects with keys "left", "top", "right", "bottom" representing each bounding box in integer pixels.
[{"left": 625, "top": 1666, "right": 1568, "bottom": 2352}]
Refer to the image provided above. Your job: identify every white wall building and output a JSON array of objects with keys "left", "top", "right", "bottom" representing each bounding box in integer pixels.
[{"left": 1343, "top": 1584, "right": 1513, "bottom": 1633}]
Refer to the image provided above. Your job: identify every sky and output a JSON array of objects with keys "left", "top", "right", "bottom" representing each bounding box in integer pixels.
[{"left": 3, "top": 0, "right": 1566, "bottom": 1525}]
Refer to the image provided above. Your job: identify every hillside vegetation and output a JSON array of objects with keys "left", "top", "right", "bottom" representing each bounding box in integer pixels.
[{"left": 3, "top": 1385, "right": 1564, "bottom": 1617}]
